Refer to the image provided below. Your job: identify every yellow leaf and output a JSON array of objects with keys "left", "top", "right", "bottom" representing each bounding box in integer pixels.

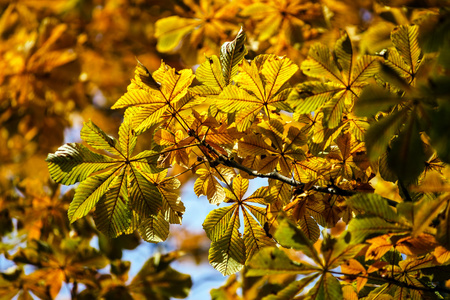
[{"left": 155, "top": 16, "right": 200, "bottom": 52}]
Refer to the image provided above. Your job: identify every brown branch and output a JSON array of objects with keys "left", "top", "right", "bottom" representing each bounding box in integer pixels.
[{"left": 187, "top": 130, "right": 373, "bottom": 199}]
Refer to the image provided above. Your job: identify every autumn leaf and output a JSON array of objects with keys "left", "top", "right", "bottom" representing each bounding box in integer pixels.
[
  {"left": 194, "top": 164, "right": 234, "bottom": 205},
  {"left": 216, "top": 54, "right": 298, "bottom": 131},
  {"left": 154, "top": 0, "right": 240, "bottom": 58},
  {"left": 142, "top": 169, "right": 185, "bottom": 225},
  {"left": 388, "top": 25, "right": 422, "bottom": 83},
  {"left": 240, "top": 0, "right": 323, "bottom": 47},
  {"left": 111, "top": 61, "right": 198, "bottom": 135},
  {"left": 47, "top": 119, "right": 163, "bottom": 238},
  {"left": 341, "top": 259, "right": 367, "bottom": 292},
  {"left": 290, "top": 32, "right": 380, "bottom": 128}
]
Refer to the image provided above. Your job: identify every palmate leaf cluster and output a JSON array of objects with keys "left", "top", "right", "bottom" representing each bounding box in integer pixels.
[{"left": 36, "top": 3, "right": 450, "bottom": 299}]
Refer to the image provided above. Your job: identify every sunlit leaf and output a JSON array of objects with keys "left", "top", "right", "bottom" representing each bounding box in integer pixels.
[
  {"left": 69, "top": 166, "right": 121, "bottom": 222},
  {"left": 204, "top": 175, "right": 273, "bottom": 273},
  {"left": 138, "top": 213, "right": 170, "bottom": 243},
  {"left": 112, "top": 61, "right": 195, "bottom": 135},
  {"left": 220, "top": 27, "right": 247, "bottom": 86},
  {"left": 294, "top": 32, "right": 379, "bottom": 128},
  {"left": 208, "top": 210, "right": 245, "bottom": 275},
  {"left": 94, "top": 167, "right": 131, "bottom": 237},
  {"left": 47, "top": 119, "right": 163, "bottom": 237},
  {"left": 216, "top": 55, "right": 298, "bottom": 131},
  {"left": 391, "top": 25, "right": 422, "bottom": 77},
  {"left": 46, "top": 143, "right": 115, "bottom": 185}
]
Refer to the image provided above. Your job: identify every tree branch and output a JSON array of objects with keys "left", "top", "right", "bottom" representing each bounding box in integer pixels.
[{"left": 188, "top": 130, "right": 365, "bottom": 198}]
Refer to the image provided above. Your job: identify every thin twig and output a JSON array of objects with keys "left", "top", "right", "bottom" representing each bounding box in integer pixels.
[{"left": 188, "top": 130, "right": 372, "bottom": 199}]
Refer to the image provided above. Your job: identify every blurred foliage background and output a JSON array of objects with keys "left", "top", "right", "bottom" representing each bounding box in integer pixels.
[{"left": 1, "top": 0, "right": 450, "bottom": 299}]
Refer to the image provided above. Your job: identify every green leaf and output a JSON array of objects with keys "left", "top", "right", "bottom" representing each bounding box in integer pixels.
[
  {"left": 46, "top": 143, "right": 115, "bottom": 185},
  {"left": 298, "top": 214, "right": 320, "bottom": 243},
  {"left": 220, "top": 27, "right": 247, "bottom": 86},
  {"left": 347, "top": 194, "right": 399, "bottom": 222},
  {"left": 322, "top": 232, "right": 365, "bottom": 269},
  {"left": 203, "top": 205, "right": 237, "bottom": 242},
  {"left": 196, "top": 55, "right": 225, "bottom": 90},
  {"left": 69, "top": 166, "right": 121, "bottom": 222},
  {"left": 208, "top": 211, "right": 245, "bottom": 275},
  {"left": 210, "top": 275, "right": 240, "bottom": 300},
  {"left": 335, "top": 33, "right": 353, "bottom": 83},
  {"left": 387, "top": 114, "right": 426, "bottom": 182},
  {"left": 427, "top": 99, "right": 450, "bottom": 164},
  {"left": 274, "top": 218, "right": 322, "bottom": 265},
  {"left": 243, "top": 209, "right": 275, "bottom": 261},
  {"left": 138, "top": 213, "right": 170, "bottom": 243},
  {"left": 347, "top": 217, "right": 411, "bottom": 244},
  {"left": 391, "top": 25, "right": 422, "bottom": 76},
  {"left": 412, "top": 193, "right": 450, "bottom": 238},
  {"left": 262, "top": 275, "right": 319, "bottom": 300},
  {"left": 81, "top": 120, "right": 122, "bottom": 156},
  {"left": 302, "top": 43, "right": 343, "bottom": 84},
  {"left": 298, "top": 34, "right": 379, "bottom": 129},
  {"left": 436, "top": 201, "right": 450, "bottom": 250},
  {"left": 131, "top": 252, "right": 192, "bottom": 298},
  {"left": 48, "top": 118, "right": 165, "bottom": 238},
  {"left": 119, "top": 116, "right": 137, "bottom": 157},
  {"left": 365, "top": 109, "right": 408, "bottom": 161},
  {"left": 130, "top": 150, "right": 161, "bottom": 174},
  {"left": 94, "top": 167, "right": 131, "bottom": 237},
  {"left": 289, "top": 82, "right": 343, "bottom": 114},
  {"left": 160, "top": 192, "right": 185, "bottom": 225},
  {"left": 350, "top": 55, "right": 380, "bottom": 85},
  {"left": 246, "top": 247, "right": 318, "bottom": 276},
  {"left": 307, "top": 272, "right": 343, "bottom": 300},
  {"left": 128, "top": 169, "right": 162, "bottom": 219},
  {"left": 384, "top": 48, "right": 412, "bottom": 81},
  {"left": 354, "top": 86, "right": 401, "bottom": 117},
  {"left": 155, "top": 16, "right": 199, "bottom": 52},
  {"left": 322, "top": 90, "right": 347, "bottom": 128},
  {"left": 244, "top": 203, "right": 267, "bottom": 226}
]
